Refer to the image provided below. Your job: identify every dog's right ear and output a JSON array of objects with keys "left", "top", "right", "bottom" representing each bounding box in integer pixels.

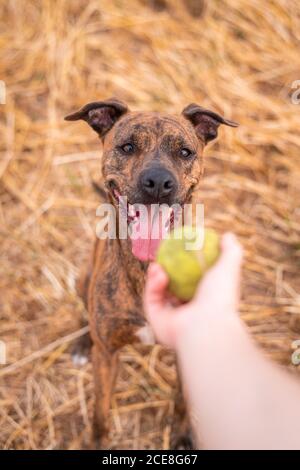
[{"left": 64, "top": 98, "right": 128, "bottom": 138}]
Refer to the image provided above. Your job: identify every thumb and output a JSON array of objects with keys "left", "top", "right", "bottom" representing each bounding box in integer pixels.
[
  {"left": 217, "top": 232, "right": 243, "bottom": 279},
  {"left": 195, "top": 232, "right": 243, "bottom": 309}
]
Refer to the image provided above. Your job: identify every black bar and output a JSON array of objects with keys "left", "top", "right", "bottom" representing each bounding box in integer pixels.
[{"left": 0, "top": 449, "right": 300, "bottom": 466}]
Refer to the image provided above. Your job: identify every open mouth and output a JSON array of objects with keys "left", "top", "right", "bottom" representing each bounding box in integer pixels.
[{"left": 113, "top": 189, "right": 176, "bottom": 262}]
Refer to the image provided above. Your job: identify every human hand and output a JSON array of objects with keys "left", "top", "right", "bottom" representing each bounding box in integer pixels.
[{"left": 143, "top": 232, "right": 243, "bottom": 349}]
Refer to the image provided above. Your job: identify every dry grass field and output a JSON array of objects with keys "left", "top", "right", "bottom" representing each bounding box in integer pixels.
[{"left": 0, "top": 0, "right": 300, "bottom": 449}]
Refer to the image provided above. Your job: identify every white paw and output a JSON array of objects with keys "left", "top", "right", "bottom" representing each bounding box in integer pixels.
[
  {"left": 72, "top": 352, "right": 89, "bottom": 366},
  {"left": 135, "top": 324, "right": 156, "bottom": 345}
]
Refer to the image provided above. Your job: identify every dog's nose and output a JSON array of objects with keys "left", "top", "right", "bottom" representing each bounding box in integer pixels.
[{"left": 140, "top": 167, "right": 177, "bottom": 201}]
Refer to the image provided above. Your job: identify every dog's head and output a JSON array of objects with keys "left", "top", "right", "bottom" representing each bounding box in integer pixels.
[{"left": 65, "top": 98, "right": 237, "bottom": 261}]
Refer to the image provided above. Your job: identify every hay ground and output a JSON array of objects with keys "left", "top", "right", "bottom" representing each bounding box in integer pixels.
[{"left": 0, "top": 0, "right": 300, "bottom": 450}]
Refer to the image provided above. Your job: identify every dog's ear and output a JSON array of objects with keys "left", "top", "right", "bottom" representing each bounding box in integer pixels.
[
  {"left": 64, "top": 98, "right": 128, "bottom": 138},
  {"left": 182, "top": 103, "right": 238, "bottom": 144}
]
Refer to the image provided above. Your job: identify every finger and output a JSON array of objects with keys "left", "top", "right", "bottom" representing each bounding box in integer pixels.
[
  {"left": 144, "top": 263, "right": 170, "bottom": 318},
  {"left": 144, "top": 264, "right": 183, "bottom": 347}
]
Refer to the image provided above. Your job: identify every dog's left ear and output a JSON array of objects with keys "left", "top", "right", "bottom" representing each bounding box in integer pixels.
[
  {"left": 64, "top": 98, "right": 128, "bottom": 138},
  {"left": 182, "top": 103, "right": 238, "bottom": 144}
]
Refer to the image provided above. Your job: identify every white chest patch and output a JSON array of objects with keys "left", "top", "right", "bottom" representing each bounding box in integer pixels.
[{"left": 136, "top": 324, "right": 156, "bottom": 345}]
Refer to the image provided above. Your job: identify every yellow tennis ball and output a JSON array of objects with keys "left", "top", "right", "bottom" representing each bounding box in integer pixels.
[{"left": 156, "top": 227, "right": 220, "bottom": 301}]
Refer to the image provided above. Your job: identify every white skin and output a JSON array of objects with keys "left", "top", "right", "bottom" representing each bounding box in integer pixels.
[{"left": 144, "top": 233, "right": 300, "bottom": 450}]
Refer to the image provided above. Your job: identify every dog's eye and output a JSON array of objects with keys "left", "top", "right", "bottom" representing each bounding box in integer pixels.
[
  {"left": 120, "top": 143, "right": 134, "bottom": 154},
  {"left": 180, "top": 148, "right": 192, "bottom": 158}
]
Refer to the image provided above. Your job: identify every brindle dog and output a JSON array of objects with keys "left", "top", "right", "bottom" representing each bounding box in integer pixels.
[{"left": 65, "top": 99, "right": 237, "bottom": 448}]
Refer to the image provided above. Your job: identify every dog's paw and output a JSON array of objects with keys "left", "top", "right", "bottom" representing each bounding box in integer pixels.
[
  {"left": 91, "top": 421, "right": 111, "bottom": 450},
  {"left": 171, "top": 430, "right": 195, "bottom": 450},
  {"left": 71, "top": 333, "right": 92, "bottom": 366},
  {"left": 72, "top": 351, "right": 89, "bottom": 366}
]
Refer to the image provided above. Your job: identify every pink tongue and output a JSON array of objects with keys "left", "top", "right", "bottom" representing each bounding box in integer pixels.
[{"left": 130, "top": 206, "right": 166, "bottom": 262}]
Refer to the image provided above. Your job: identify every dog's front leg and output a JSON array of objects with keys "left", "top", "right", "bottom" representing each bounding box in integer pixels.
[{"left": 91, "top": 342, "right": 119, "bottom": 449}]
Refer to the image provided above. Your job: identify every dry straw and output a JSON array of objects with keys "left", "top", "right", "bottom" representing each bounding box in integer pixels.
[{"left": 0, "top": 0, "right": 300, "bottom": 449}]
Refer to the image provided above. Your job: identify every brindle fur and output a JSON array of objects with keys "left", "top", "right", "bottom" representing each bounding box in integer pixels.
[{"left": 65, "top": 99, "right": 237, "bottom": 448}]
